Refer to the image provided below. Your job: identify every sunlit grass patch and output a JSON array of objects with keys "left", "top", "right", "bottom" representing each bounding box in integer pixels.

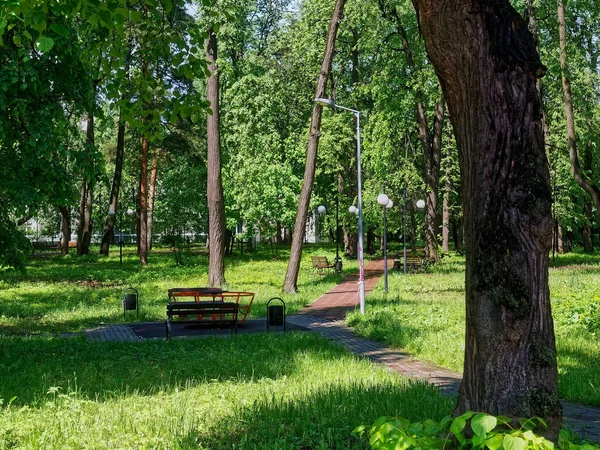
[{"left": 0, "top": 333, "right": 452, "bottom": 449}]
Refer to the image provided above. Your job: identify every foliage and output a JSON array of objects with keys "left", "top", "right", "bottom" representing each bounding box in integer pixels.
[{"left": 355, "top": 412, "right": 600, "bottom": 450}]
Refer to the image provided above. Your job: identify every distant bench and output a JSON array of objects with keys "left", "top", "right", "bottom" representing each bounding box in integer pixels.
[
  {"left": 166, "top": 301, "right": 239, "bottom": 340},
  {"left": 311, "top": 256, "right": 335, "bottom": 274},
  {"left": 393, "top": 255, "right": 427, "bottom": 273},
  {"left": 31, "top": 241, "right": 60, "bottom": 255}
]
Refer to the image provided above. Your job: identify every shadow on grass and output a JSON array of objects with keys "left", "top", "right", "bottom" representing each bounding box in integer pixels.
[
  {"left": 0, "top": 331, "right": 453, "bottom": 412},
  {"left": 194, "top": 379, "right": 453, "bottom": 449}
]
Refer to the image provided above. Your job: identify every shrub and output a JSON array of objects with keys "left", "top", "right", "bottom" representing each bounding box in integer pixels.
[{"left": 354, "top": 412, "right": 600, "bottom": 449}]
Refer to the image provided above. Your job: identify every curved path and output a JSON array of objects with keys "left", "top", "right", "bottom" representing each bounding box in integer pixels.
[{"left": 288, "top": 259, "right": 600, "bottom": 444}]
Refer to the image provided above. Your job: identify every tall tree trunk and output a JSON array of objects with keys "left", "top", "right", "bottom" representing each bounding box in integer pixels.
[
  {"left": 423, "top": 97, "right": 444, "bottom": 261},
  {"left": 582, "top": 146, "right": 594, "bottom": 252},
  {"left": 378, "top": 2, "right": 443, "bottom": 263},
  {"left": 147, "top": 158, "right": 158, "bottom": 251},
  {"left": 558, "top": 0, "right": 600, "bottom": 216},
  {"left": 412, "top": 0, "right": 561, "bottom": 439},
  {"left": 206, "top": 27, "right": 226, "bottom": 287},
  {"left": 77, "top": 112, "right": 95, "bottom": 256},
  {"left": 100, "top": 113, "right": 126, "bottom": 255},
  {"left": 139, "top": 132, "right": 149, "bottom": 265},
  {"left": 442, "top": 145, "right": 452, "bottom": 254},
  {"left": 283, "top": 0, "right": 347, "bottom": 293},
  {"left": 59, "top": 206, "right": 71, "bottom": 256}
]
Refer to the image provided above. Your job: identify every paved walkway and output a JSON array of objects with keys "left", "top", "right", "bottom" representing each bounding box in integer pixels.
[
  {"left": 83, "top": 258, "right": 600, "bottom": 442},
  {"left": 290, "top": 259, "right": 600, "bottom": 443}
]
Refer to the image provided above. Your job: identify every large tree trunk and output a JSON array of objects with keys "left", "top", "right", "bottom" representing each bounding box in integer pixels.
[
  {"left": 558, "top": 0, "right": 600, "bottom": 216},
  {"left": 412, "top": 0, "right": 561, "bottom": 439},
  {"left": 147, "top": 158, "right": 158, "bottom": 251},
  {"left": 283, "top": 0, "right": 347, "bottom": 293},
  {"left": 206, "top": 27, "right": 226, "bottom": 287},
  {"left": 59, "top": 206, "right": 71, "bottom": 256},
  {"left": 100, "top": 114, "right": 126, "bottom": 256}
]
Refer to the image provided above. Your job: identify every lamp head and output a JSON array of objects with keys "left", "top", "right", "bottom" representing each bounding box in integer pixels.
[
  {"left": 317, "top": 205, "right": 326, "bottom": 214},
  {"left": 108, "top": 209, "right": 116, "bottom": 216},
  {"left": 349, "top": 205, "right": 358, "bottom": 215},
  {"left": 416, "top": 199, "right": 426, "bottom": 209},
  {"left": 377, "top": 193, "right": 390, "bottom": 207},
  {"left": 386, "top": 199, "right": 394, "bottom": 209},
  {"left": 126, "top": 208, "right": 135, "bottom": 216},
  {"left": 314, "top": 98, "right": 336, "bottom": 108}
]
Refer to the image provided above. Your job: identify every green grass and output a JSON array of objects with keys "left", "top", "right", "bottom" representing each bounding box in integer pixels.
[
  {"left": 347, "top": 251, "right": 600, "bottom": 406},
  {"left": 0, "top": 333, "right": 453, "bottom": 449},
  {"left": 0, "top": 243, "right": 358, "bottom": 335},
  {"left": 0, "top": 243, "right": 456, "bottom": 448}
]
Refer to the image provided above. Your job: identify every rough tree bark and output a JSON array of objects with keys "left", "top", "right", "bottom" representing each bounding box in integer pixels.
[
  {"left": 283, "top": 0, "right": 347, "bottom": 293},
  {"left": 100, "top": 114, "right": 125, "bottom": 255},
  {"left": 558, "top": 0, "right": 600, "bottom": 217},
  {"left": 59, "top": 206, "right": 71, "bottom": 256},
  {"left": 412, "top": 0, "right": 561, "bottom": 439},
  {"left": 206, "top": 26, "right": 226, "bottom": 287}
]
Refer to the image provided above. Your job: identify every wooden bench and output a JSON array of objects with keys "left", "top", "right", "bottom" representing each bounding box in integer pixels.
[
  {"left": 166, "top": 301, "right": 239, "bottom": 340},
  {"left": 393, "top": 255, "right": 427, "bottom": 273},
  {"left": 30, "top": 241, "right": 60, "bottom": 256},
  {"left": 311, "top": 256, "right": 335, "bottom": 274},
  {"left": 167, "top": 288, "right": 254, "bottom": 322}
]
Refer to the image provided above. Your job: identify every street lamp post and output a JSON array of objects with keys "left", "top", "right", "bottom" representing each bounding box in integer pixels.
[
  {"left": 315, "top": 97, "right": 365, "bottom": 314},
  {"left": 377, "top": 193, "right": 393, "bottom": 293}
]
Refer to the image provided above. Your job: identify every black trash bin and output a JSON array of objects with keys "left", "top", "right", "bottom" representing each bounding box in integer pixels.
[
  {"left": 266, "top": 297, "right": 286, "bottom": 332},
  {"left": 122, "top": 287, "right": 139, "bottom": 317}
]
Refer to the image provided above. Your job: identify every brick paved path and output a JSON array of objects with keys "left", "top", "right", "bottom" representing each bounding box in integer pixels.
[{"left": 290, "top": 259, "right": 600, "bottom": 443}]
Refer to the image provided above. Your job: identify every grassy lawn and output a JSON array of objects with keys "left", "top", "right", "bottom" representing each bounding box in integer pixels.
[
  {"left": 347, "top": 251, "right": 600, "bottom": 407},
  {"left": 0, "top": 243, "right": 453, "bottom": 448},
  {"left": 0, "top": 244, "right": 356, "bottom": 335}
]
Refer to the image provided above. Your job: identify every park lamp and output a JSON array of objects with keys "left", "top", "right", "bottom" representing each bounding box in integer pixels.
[
  {"left": 315, "top": 97, "right": 365, "bottom": 314},
  {"left": 416, "top": 199, "right": 426, "bottom": 209},
  {"left": 349, "top": 205, "right": 358, "bottom": 215},
  {"left": 377, "top": 193, "right": 393, "bottom": 293},
  {"left": 318, "top": 205, "right": 326, "bottom": 214}
]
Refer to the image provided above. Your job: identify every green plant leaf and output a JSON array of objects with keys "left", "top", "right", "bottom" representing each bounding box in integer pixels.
[
  {"left": 485, "top": 434, "right": 503, "bottom": 450},
  {"left": 503, "top": 435, "right": 527, "bottom": 450},
  {"left": 49, "top": 23, "right": 70, "bottom": 37},
  {"left": 35, "top": 36, "right": 54, "bottom": 52},
  {"left": 472, "top": 413, "right": 497, "bottom": 438}
]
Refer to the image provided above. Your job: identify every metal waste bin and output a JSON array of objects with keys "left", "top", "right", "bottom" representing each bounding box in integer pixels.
[
  {"left": 266, "top": 297, "right": 286, "bottom": 332},
  {"left": 122, "top": 287, "right": 139, "bottom": 317}
]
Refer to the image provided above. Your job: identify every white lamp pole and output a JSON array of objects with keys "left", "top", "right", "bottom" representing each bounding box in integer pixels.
[{"left": 315, "top": 97, "right": 365, "bottom": 314}]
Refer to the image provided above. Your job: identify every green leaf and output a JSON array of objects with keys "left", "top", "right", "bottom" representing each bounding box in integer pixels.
[
  {"left": 13, "top": 34, "right": 21, "bottom": 45},
  {"left": 0, "top": 18, "right": 7, "bottom": 33},
  {"left": 99, "top": 9, "right": 112, "bottom": 24},
  {"left": 485, "top": 434, "right": 503, "bottom": 450},
  {"left": 49, "top": 23, "right": 70, "bottom": 37},
  {"left": 35, "top": 36, "right": 54, "bottom": 52},
  {"left": 471, "top": 413, "right": 497, "bottom": 439},
  {"left": 129, "top": 10, "right": 143, "bottom": 22},
  {"left": 503, "top": 435, "right": 527, "bottom": 450}
]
